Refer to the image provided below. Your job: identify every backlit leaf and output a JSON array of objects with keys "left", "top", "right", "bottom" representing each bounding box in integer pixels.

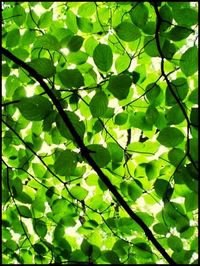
[
  {"left": 93, "top": 44, "right": 113, "bottom": 72},
  {"left": 17, "top": 96, "right": 53, "bottom": 121},
  {"left": 157, "top": 127, "right": 185, "bottom": 147},
  {"left": 89, "top": 91, "right": 108, "bottom": 117},
  {"left": 115, "top": 21, "right": 141, "bottom": 42}
]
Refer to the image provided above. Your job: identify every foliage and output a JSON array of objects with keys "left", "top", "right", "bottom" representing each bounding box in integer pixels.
[{"left": 2, "top": 1, "right": 198, "bottom": 265}]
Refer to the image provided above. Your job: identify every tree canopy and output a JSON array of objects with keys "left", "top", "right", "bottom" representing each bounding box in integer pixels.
[{"left": 2, "top": 1, "right": 198, "bottom": 264}]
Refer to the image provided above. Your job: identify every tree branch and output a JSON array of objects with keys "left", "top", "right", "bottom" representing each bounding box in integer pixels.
[{"left": 2, "top": 47, "right": 176, "bottom": 264}]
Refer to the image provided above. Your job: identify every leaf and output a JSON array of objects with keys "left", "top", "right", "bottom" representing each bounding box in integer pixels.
[
  {"left": 190, "top": 108, "right": 198, "bottom": 127},
  {"left": 58, "top": 69, "right": 84, "bottom": 89},
  {"left": 165, "top": 78, "right": 189, "bottom": 106},
  {"left": 17, "top": 95, "right": 53, "bottom": 121},
  {"left": 145, "top": 83, "right": 163, "bottom": 106},
  {"left": 173, "top": 8, "right": 198, "bottom": 27},
  {"left": 107, "top": 142, "right": 124, "bottom": 163},
  {"left": 102, "top": 250, "right": 120, "bottom": 264},
  {"left": 93, "top": 44, "right": 113, "bottom": 72},
  {"left": 86, "top": 144, "right": 111, "bottom": 168},
  {"left": 114, "top": 112, "right": 128, "bottom": 125},
  {"left": 128, "top": 182, "right": 143, "bottom": 202},
  {"left": 159, "top": 4, "right": 173, "bottom": 32},
  {"left": 56, "top": 111, "right": 85, "bottom": 140},
  {"left": 180, "top": 46, "right": 198, "bottom": 77},
  {"left": 89, "top": 91, "right": 108, "bottom": 117},
  {"left": 130, "top": 3, "right": 148, "bottom": 28},
  {"left": 54, "top": 149, "right": 77, "bottom": 176},
  {"left": 167, "top": 235, "right": 183, "bottom": 252},
  {"left": 67, "top": 35, "right": 84, "bottom": 52},
  {"left": 34, "top": 34, "right": 60, "bottom": 50},
  {"left": 13, "top": 4, "right": 26, "bottom": 26},
  {"left": 115, "top": 54, "right": 131, "bottom": 73},
  {"left": 154, "top": 179, "right": 171, "bottom": 198},
  {"left": 78, "top": 3, "right": 96, "bottom": 17},
  {"left": 33, "top": 243, "right": 46, "bottom": 255},
  {"left": 115, "top": 21, "right": 141, "bottom": 42},
  {"left": 168, "top": 26, "right": 194, "bottom": 41},
  {"left": 157, "top": 127, "right": 185, "bottom": 147},
  {"left": 107, "top": 74, "right": 132, "bottom": 100},
  {"left": 18, "top": 205, "right": 32, "bottom": 218},
  {"left": 166, "top": 104, "right": 185, "bottom": 125},
  {"left": 145, "top": 161, "right": 159, "bottom": 180},
  {"left": 67, "top": 51, "right": 88, "bottom": 65},
  {"left": 28, "top": 58, "right": 56, "bottom": 78},
  {"left": 153, "top": 223, "right": 169, "bottom": 235},
  {"left": 41, "top": 2, "right": 53, "bottom": 9},
  {"left": 6, "top": 29, "right": 20, "bottom": 48},
  {"left": 168, "top": 148, "right": 185, "bottom": 167},
  {"left": 184, "top": 192, "right": 198, "bottom": 212},
  {"left": 70, "top": 186, "right": 88, "bottom": 201},
  {"left": 33, "top": 219, "right": 47, "bottom": 238},
  {"left": 77, "top": 17, "right": 93, "bottom": 33},
  {"left": 38, "top": 11, "right": 53, "bottom": 28}
]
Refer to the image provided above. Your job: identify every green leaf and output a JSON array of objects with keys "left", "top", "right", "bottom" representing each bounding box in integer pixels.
[
  {"left": 41, "top": 2, "right": 53, "bottom": 9},
  {"left": 33, "top": 243, "right": 46, "bottom": 255},
  {"left": 130, "top": 3, "right": 148, "bottom": 28},
  {"left": 2, "top": 64, "right": 10, "bottom": 77},
  {"left": 159, "top": 4, "right": 173, "bottom": 32},
  {"left": 115, "top": 54, "right": 131, "bottom": 73},
  {"left": 38, "top": 11, "right": 53, "bottom": 28},
  {"left": 6, "top": 29, "right": 20, "bottom": 48},
  {"left": 78, "top": 3, "right": 96, "bottom": 17},
  {"left": 67, "top": 51, "right": 88, "bottom": 65},
  {"left": 180, "top": 46, "right": 198, "bottom": 77},
  {"left": 89, "top": 91, "right": 108, "bottom": 117},
  {"left": 190, "top": 108, "right": 198, "bottom": 127},
  {"left": 54, "top": 149, "right": 77, "bottom": 176},
  {"left": 114, "top": 112, "right": 128, "bottom": 125},
  {"left": 93, "top": 44, "right": 113, "bottom": 72},
  {"left": 154, "top": 179, "right": 171, "bottom": 198},
  {"left": 67, "top": 35, "right": 84, "bottom": 52},
  {"left": 86, "top": 144, "right": 111, "bottom": 168},
  {"left": 145, "top": 161, "right": 160, "bottom": 180},
  {"left": 128, "top": 182, "right": 143, "bottom": 202},
  {"left": 56, "top": 111, "right": 85, "bottom": 140},
  {"left": 173, "top": 8, "right": 198, "bottom": 27},
  {"left": 168, "top": 26, "right": 194, "bottom": 41},
  {"left": 157, "top": 127, "right": 185, "bottom": 147},
  {"left": 115, "top": 21, "right": 141, "bottom": 42},
  {"left": 107, "top": 142, "right": 124, "bottom": 163},
  {"left": 13, "top": 4, "right": 26, "bottom": 26},
  {"left": 107, "top": 74, "right": 132, "bottom": 100},
  {"left": 66, "top": 10, "right": 78, "bottom": 33},
  {"left": 168, "top": 148, "right": 185, "bottom": 167},
  {"left": 70, "top": 186, "right": 88, "bottom": 200},
  {"left": 33, "top": 219, "right": 47, "bottom": 238},
  {"left": 167, "top": 235, "right": 183, "bottom": 252},
  {"left": 165, "top": 78, "right": 189, "bottom": 106},
  {"left": 184, "top": 192, "right": 198, "bottom": 212},
  {"left": 102, "top": 250, "right": 120, "bottom": 264},
  {"left": 77, "top": 17, "right": 93, "bottom": 33},
  {"left": 17, "top": 96, "right": 53, "bottom": 121},
  {"left": 145, "top": 83, "right": 163, "bottom": 106},
  {"left": 129, "top": 112, "right": 152, "bottom": 131},
  {"left": 34, "top": 34, "right": 60, "bottom": 50},
  {"left": 16, "top": 192, "right": 33, "bottom": 204},
  {"left": 166, "top": 104, "right": 185, "bottom": 125},
  {"left": 58, "top": 69, "right": 84, "bottom": 89},
  {"left": 153, "top": 223, "right": 169, "bottom": 235},
  {"left": 18, "top": 205, "right": 32, "bottom": 218},
  {"left": 28, "top": 58, "right": 56, "bottom": 78}
]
